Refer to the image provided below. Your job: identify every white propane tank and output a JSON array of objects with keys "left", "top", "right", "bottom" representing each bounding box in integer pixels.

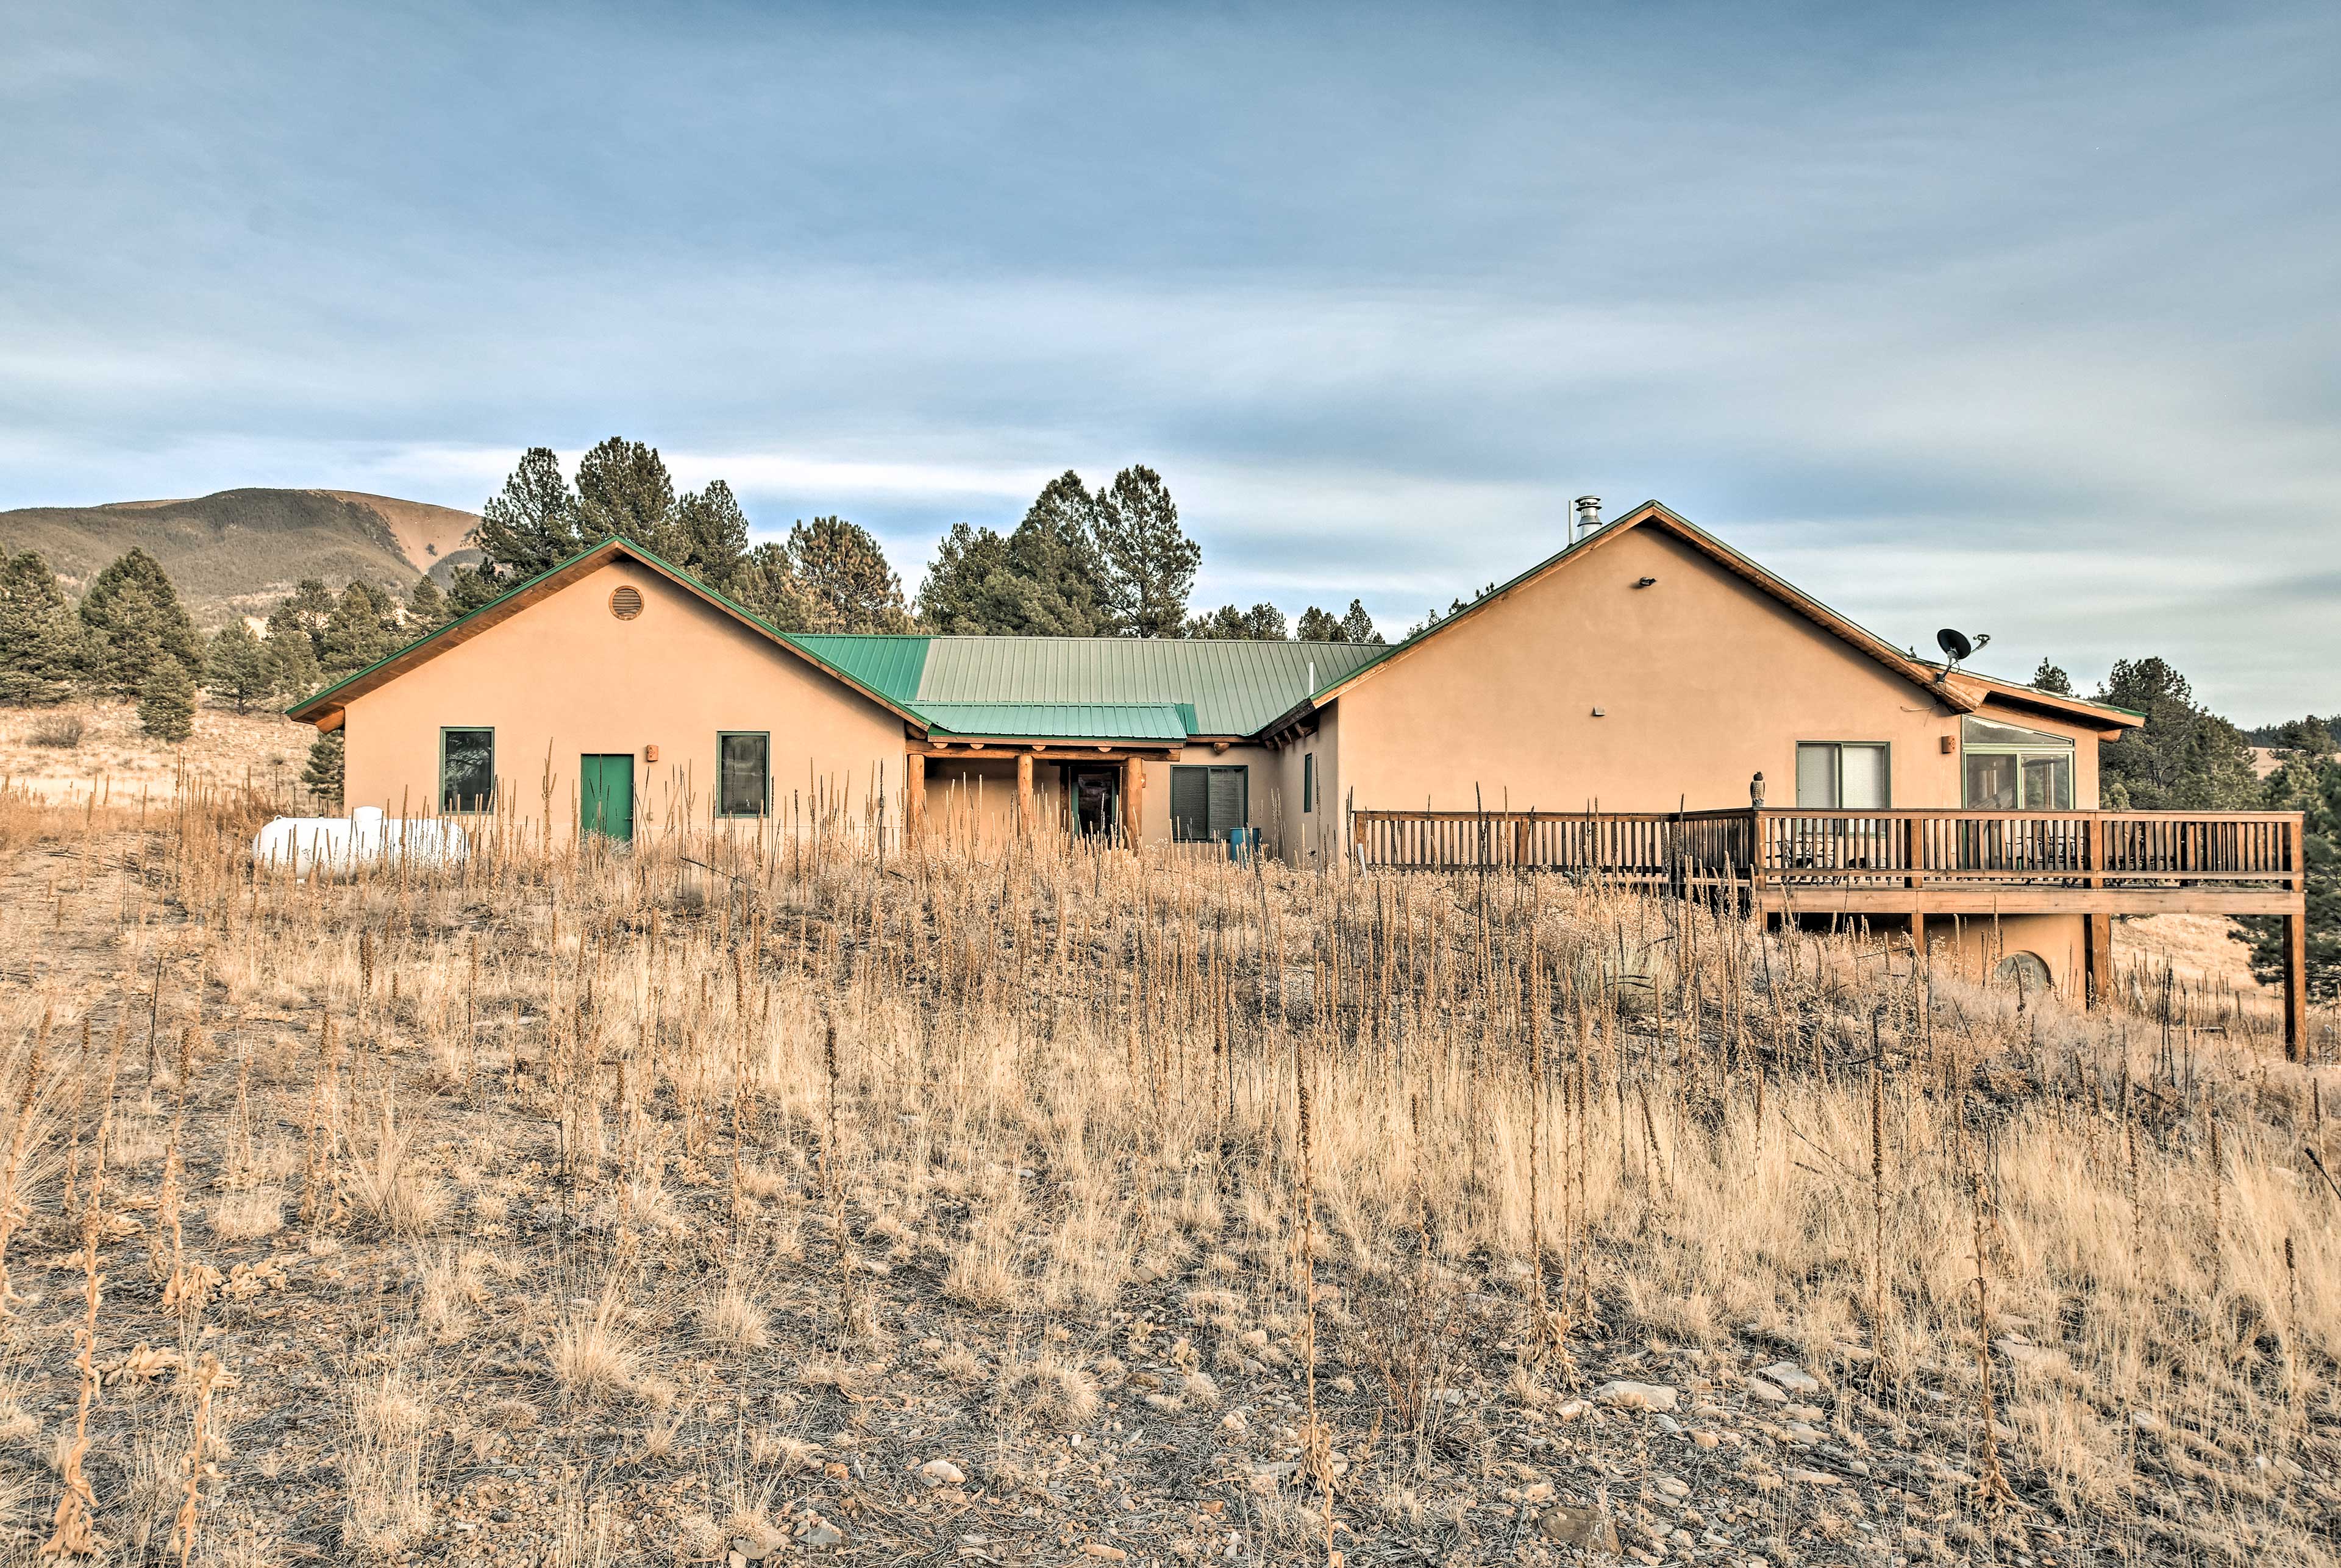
[{"left": 251, "top": 806, "right": 469, "bottom": 874}]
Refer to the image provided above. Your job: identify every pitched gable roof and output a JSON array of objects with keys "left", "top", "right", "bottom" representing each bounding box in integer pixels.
[
  {"left": 284, "top": 536, "right": 930, "bottom": 730},
  {"left": 286, "top": 536, "right": 1383, "bottom": 743},
  {"left": 1291, "top": 501, "right": 2140, "bottom": 733}
]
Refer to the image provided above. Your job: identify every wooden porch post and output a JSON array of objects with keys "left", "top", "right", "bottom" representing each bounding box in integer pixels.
[
  {"left": 2284, "top": 808, "right": 2307, "bottom": 1060},
  {"left": 1016, "top": 752, "right": 1033, "bottom": 841},
  {"left": 907, "top": 750, "right": 926, "bottom": 843},
  {"left": 1122, "top": 755, "right": 1144, "bottom": 849}
]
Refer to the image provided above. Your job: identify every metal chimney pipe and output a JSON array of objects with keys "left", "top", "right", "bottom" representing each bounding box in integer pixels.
[{"left": 1573, "top": 495, "right": 1603, "bottom": 535}]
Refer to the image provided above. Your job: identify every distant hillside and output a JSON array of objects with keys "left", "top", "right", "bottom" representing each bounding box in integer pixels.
[{"left": 0, "top": 488, "right": 483, "bottom": 627}]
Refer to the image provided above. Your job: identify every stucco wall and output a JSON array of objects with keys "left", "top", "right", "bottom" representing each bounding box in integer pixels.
[
  {"left": 1928, "top": 913, "right": 2087, "bottom": 999},
  {"left": 1271, "top": 707, "right": 1340, "bottom": 866},
  {"left": 1333, "top": 526, "right": 2104, "bottom": 816},
  {"left": 340, "top": 561, "right": 910, "bottom": 836}
]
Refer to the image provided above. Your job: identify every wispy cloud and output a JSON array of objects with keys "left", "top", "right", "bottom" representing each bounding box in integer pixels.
[{"left": 2, "top": 1, "right": 2334, "bottom": 716}]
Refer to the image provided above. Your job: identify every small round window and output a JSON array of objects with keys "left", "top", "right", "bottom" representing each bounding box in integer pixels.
[{"left": 610, "top": 585, "right": 643, "bottom": 621}]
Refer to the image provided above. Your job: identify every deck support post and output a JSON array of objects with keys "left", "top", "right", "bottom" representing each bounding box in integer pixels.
[
  {"left": 907, "top": 750, "right": 926, "bottom": 843},
  {"left": 2284, "top": 911, "right": 2307, "bottom": 1062},
  {"left": 1015, "top": 753, "right": 1033, "bottom": 841},
  {"left": 2084, "top": 913, "right": 2112, "bottom": 1010},
  {"left": 2083, "top": 814, "right": 2111, "bottom": 1011}
]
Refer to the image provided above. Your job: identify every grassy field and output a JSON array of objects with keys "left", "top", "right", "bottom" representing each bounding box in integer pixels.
[
  {"left": 0, "top": 703, "right": 318, "bottom": 811},
  {"left": 0, "top": 774, "right": 2332, "bottom": 1567}
]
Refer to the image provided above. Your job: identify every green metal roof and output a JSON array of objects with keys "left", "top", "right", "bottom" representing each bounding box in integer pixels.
[
  {"left": 915, "top": 702, "right": 1190, "bottom": 741},
  {"left": 787, "top": 635, "right": 930, "bottom": 705},
  {"left": 780, "top": 630, "right": 1378, "bottom": 737},
  {"left": 914, "top": 636, "right": 1377, "bottom": 735}
]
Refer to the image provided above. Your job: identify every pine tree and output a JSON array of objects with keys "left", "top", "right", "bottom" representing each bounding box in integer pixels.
[
  {"left": 670, "top": 480, "right": 752, "bottom": 585},
  {"left": 137, "top": 657, "right": 195, "bottom": 742},
  {"left": 404, "top": 574, "right": 448, "bottom": 634},
  {"left": 1190, "top": 604, "right": 1289, "bottom": 640},
  {"left": 917, "top": 523, "right": 1022, "bottom": 633},
  {"left": 204, "top": 623, "right": 276, "bottom": 713},
  {"left": 1003, "top": 472, "right": 1111, "bottom": 635},
  {"left": 264, "top": 619, "right": 323, "bottom": 701},
  {"left": 575, "top": 437, "right": 677, "bottom": 550},
  {"left": 2243, "top": 754, "right": 2339, "bottom": 1000},
  {"left": 1335, "top": 599, "right": 1383, "bottom": 644},
  {"left": 474, "top": 447, "right": 584, "bottom": 582},
  {"left": 788, "top": 516, "right": 911, "bottom": 633},
  {"left": 1295, "top": 607, "right": 1340, "bottom": 642},
  {"left": 2031, "top": 658, "right": 2073, "bottom": 695},
  {"left": 302, "top": 729, "right": 345, "bottom": 809},
  {"left": 78, "top": 549, "right": 201, "bottom": 699},
  {"left": 268, "top": 579, "right": 337, "bottom": 657},
  {"left": 1092, "top": 466, "right": 1199, "bottom": 638},
  {"left": 733, "top": 541, "right": 816, "bottom": 632},
  {"left": 318, "top": 582, "right": 402, "bottom": 677},
  {"left": 2095, "top": 657, "right": 2261, "bottom": 810},
  {"left": 442, "top": 565, "right": 502, "bottom": 616},
  {"left": 0, "top": 551, "right": 82, "bottom": 705},
  {"left": 916, "top": 474, "right": 1117, "bottom": 636}
]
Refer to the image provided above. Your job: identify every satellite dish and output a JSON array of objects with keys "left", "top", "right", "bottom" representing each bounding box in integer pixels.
[{"left": 1934, "top": 627, "right": 1990, "bottom": 680}]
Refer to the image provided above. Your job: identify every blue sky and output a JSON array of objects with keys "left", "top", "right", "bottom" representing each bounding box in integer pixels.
[{"left": 4, "top": 2, "right": 2336, "bottom": 718}]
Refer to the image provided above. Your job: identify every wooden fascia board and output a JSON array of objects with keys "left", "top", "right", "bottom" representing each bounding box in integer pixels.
[
  {"left": 915, "top": 743, "right": 1180, "bottom": 760},
  {"left": 1251, "top": 699, "right": 1317, "bottom": 746},
  {"left": 1951, "top": 677, "right": 2143, "bottom": 733}
]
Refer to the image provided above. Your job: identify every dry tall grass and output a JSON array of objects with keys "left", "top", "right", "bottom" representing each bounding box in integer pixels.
[{"left": 0, "top": 779, "right": 2332, "bottom": 1563}]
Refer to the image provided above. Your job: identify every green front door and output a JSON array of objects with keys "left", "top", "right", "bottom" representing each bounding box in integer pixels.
[{"left": 580, "top": 754, "right": 635, "bottom": 843}]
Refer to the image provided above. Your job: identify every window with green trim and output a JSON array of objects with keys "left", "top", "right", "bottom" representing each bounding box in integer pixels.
[
  {"left": 1961, "top": 717, "right": 2073, "bottom": 809},
  {"left": 441, "top": 728, "right": 494, "bottom": 812},
  {"left": 1170, "top": 765, "right": 1249, "bottom": 842},
  {"left": 1302, "top": 752, "right": 1316, "bottom": 813},
  {"left": 719, "top": 732, "right": 769, "bottom": 816}
]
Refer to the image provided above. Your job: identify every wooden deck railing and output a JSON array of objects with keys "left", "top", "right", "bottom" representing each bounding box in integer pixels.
[
  {"left": 1350, "top": 803, "right": 2311, "bottom": 1054},
  {"left": 1349, "top": 805, "right": 2305, "bottom": 890}
]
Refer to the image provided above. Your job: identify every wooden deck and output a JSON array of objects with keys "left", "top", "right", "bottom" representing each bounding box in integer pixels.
[{"left": 1350, "top": 805, "right": 2312, "bottom": 1052}]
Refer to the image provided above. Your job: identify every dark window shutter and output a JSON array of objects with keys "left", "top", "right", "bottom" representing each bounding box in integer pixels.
[
  {"left": 1208, "top": 766, "right": 1247, "bottom": 840},
  {"left": 1170, "top": 766, "right": 1209, "bottom": 842}
]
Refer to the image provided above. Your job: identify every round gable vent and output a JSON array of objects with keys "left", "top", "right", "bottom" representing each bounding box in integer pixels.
[{"left": 609, "top": 585, "right": 644, "bottom": 621}]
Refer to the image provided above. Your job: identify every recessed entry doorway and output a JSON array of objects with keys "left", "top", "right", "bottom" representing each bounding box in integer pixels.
[{"left": 1065, "top": 765, "right": 1121, "bottom": 839}]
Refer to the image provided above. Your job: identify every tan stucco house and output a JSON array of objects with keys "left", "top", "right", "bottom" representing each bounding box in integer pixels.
[{"left": 291, "top": 499, "right": 2310, "bottom": 1030}]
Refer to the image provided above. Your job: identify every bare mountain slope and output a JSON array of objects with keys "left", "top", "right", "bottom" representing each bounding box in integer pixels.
[{"left": 0, "top": 487, "right": 483, "bottom": 625}]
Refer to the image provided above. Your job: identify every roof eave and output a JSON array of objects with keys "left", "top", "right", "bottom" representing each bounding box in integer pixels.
[{"left": 1945, "top": 672, "right": 2145, "bottom": 731}]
